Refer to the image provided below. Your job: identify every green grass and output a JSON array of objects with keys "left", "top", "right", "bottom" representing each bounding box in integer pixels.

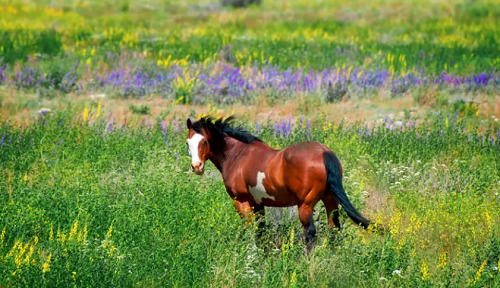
[
  {"left": 0, "top": 110, "right": 499, "bottom": 287},
  {"left": 1, "top": 0, "right": 500, "bottom": 73}
]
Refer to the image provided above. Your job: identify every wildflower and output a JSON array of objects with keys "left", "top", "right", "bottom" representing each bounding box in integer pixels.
[
  {"left": 42, "top": 253, "right": 51, "bottom": 273},
  {"left": 83, "top": 105, "right": 89, "bottom": 122},
  {"left": 69, "top": 220, "right": 78, "bottom": 240},
  {"left": 474, "top": 260, "right": 487, "bottom": 282},
  {"left": 421, "top": 260, "right": 429, "bottom": 281},
  {"left": 49, "top": 226, "right": 54, "bottom": 241},
  {"left": 1, "top": 228, "right": 5, "bottom": 246},
  {"left": 438, "top": 251, "right": 447, "bottom": 269},
  {"left": 392, "top": 270, "right": 401, "bottom": 276},
  {"left": 83, "top": 225, "right": 88, "bottom": 244}
]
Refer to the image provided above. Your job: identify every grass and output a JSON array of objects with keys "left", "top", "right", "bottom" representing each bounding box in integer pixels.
[
  {"left": 0, "top": 108, "right": 499, "bottom": 287},
  {"left": 0, "top": 0, "right": 500, "bottom": 105}
]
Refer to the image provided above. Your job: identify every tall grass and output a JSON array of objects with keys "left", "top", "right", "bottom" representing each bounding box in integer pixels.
[{"left": 0, "top": 110, "right": 499, "bottom": 287}]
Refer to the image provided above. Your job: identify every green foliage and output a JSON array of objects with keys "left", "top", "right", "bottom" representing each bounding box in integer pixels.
[
  {"left": 129, "top": 104, "right": 151, "bottom": 115},
  {"left": 0, "top": 110, "right": 499, "bottom": 287}
]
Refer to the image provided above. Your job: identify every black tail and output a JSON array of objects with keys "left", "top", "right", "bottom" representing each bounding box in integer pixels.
[{"left": 323, "top": 152, "right": 370, "bottom": 229}]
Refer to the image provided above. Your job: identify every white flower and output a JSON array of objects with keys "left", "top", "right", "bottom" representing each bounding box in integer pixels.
[
  {"left": 90, "top": 93, "right": 106, "bottom": 99},
  {"left": 414, "top": 172, "right": 420, "bottom": 176},
  {"left": 379, "top": 276, "right": 387, "bottom": 281},
  {"left": 392, "top": 270, "right": 401, "bottom": 275},
  {"left": 416, "top": 160, "right": 422, "bottom": 164},
  {"left": 38, "top": 108, "right": 52, "bottom": 115},
  {"left": 493, "top": 266, "right": 498, "bottom": 271}
]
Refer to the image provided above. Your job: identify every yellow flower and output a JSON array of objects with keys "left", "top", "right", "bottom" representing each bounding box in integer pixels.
[
  {"left": 83, "top": 105, "right": 89, "bottom": 122},
  {"left": 438, "top": 251, "right": 447, "bottom": 269},
  {"left": 106, "top": 225, "right": 113, "bottom": 239},
  {"left": 69, "top": 220, "right": 78, "bottom": 240},
  {"left": 42, "top": 257, "right": 51, "bottom": 273},
  {"left": 96, "top": 100, "right": 102, "bottom": 119},
  {"left": 421, "top": 259, "right": 429, "bottom": 281},
  {"left": 474, "top": 260, "right": 487, "bottom": 282},
  {"left": 1, "top": 228, "right": 5, "bottom": 246},
  {"left": 49, "top": 226, "right": 54, "bottom": 241}
]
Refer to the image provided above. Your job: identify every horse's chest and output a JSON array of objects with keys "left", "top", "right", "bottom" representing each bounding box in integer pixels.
[{"left": 247, "top": 172, "right": 276, "bottom": 205}]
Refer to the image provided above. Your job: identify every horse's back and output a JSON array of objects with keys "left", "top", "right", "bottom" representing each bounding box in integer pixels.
[{"left": 281, "top": 141, "right": 331, "bottom": 197}]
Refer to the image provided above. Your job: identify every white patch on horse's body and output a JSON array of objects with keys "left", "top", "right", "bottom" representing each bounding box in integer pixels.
[
  {"left": 186, "top": 133, "right": 204, "bottom": 164},
  {"left": 249, "top": 172, "right": 275, "bottom": 204}
]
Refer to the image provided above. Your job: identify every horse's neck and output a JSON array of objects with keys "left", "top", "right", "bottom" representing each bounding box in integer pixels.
[{"left": 209, "top": 137, "right": 248, "bottom": 174}]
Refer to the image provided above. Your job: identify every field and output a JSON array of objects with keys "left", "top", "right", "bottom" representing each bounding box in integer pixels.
[{"left": 1, "top": 0, "right": 500, "bottom": 287}]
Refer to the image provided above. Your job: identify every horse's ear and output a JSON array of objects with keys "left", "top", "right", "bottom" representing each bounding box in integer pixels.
[{"left": 186, "top": 118, "right": 192, "bottom": 129}]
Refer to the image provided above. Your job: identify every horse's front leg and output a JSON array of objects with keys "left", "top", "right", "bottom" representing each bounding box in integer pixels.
[
  {"left": 233, "top": 199, "right": 253, "bottom": 220},
  {"left": 233, "top": 200, "right": 267, "bottom": 246}
]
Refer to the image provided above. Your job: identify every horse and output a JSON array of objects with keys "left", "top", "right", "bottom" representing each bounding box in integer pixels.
[{"left": 185, "top": 116, "right": 371, "bottom": 250}]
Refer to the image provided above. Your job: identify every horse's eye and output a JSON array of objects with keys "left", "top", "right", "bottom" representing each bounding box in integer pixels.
[{"left": 203, "top": 140, "right": 208, "bottom": 147}]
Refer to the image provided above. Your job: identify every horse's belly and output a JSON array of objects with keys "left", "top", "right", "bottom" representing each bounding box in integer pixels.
[{"left": 248, "top": 172, "right": 296, "bottom": 207}]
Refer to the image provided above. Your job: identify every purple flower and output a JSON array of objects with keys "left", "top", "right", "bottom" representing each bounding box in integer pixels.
[
  {"left": 0, "top": 133, "right": 5, "bottom": 146},
  {"left": 307, "top": 119, "right": 311, "bottom": 130},
  {"left": 254, "top": 121, "right": 261, "bottom": 135},
  {"left": 105, "top": 122, "right": 113, "bottom": 133},
  {"left": 162, "top": 122, "right": 168, "bottom": 146},
  {"left": 285, "top": 114, "right": 292, "bottom": 138}
]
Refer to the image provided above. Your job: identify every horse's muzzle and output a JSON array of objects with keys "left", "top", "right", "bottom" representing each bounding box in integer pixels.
[{"left": 191, "top": 161, "right": 204, "bottom": 175}]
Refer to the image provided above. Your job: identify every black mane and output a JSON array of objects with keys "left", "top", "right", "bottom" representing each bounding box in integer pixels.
[{"left": 191, "top": 116, "right": 263, "bottom": 145}]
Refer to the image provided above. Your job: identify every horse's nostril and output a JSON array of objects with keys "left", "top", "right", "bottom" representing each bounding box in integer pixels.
[{"left": 192, "top": 162, "right": 202, "bottom": 170}]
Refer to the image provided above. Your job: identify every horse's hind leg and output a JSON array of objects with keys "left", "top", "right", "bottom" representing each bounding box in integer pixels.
[
  {"left": 298, "top": 204, "right": 316, "bottom": 253},
  {"left": 323, "top": 193, "right": 341, "bottom": 231},
  {"left": 322, "top": 193, "right": 341, "bottom": 242}
]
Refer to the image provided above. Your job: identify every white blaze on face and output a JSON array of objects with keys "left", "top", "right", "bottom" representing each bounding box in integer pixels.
[
  {"left": 249, "top": 172, "right": 275, "bottom": 204},
  {"left": 186, "top": 133, "right": 204, "bottom": 164}
]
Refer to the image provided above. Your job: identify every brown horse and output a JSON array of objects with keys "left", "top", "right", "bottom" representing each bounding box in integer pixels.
[{"left": 186, "top": 116, "right": 370, "bottom": 249}]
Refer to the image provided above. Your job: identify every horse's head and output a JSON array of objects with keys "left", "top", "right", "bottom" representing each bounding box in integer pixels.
[{"left": 186, "top": 118, "right": 210, "bottom": 175}]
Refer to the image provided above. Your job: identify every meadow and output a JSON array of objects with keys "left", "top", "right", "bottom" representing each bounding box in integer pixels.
[{"left": 1, "top": 0, "right": 500, "bottom": 287}]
